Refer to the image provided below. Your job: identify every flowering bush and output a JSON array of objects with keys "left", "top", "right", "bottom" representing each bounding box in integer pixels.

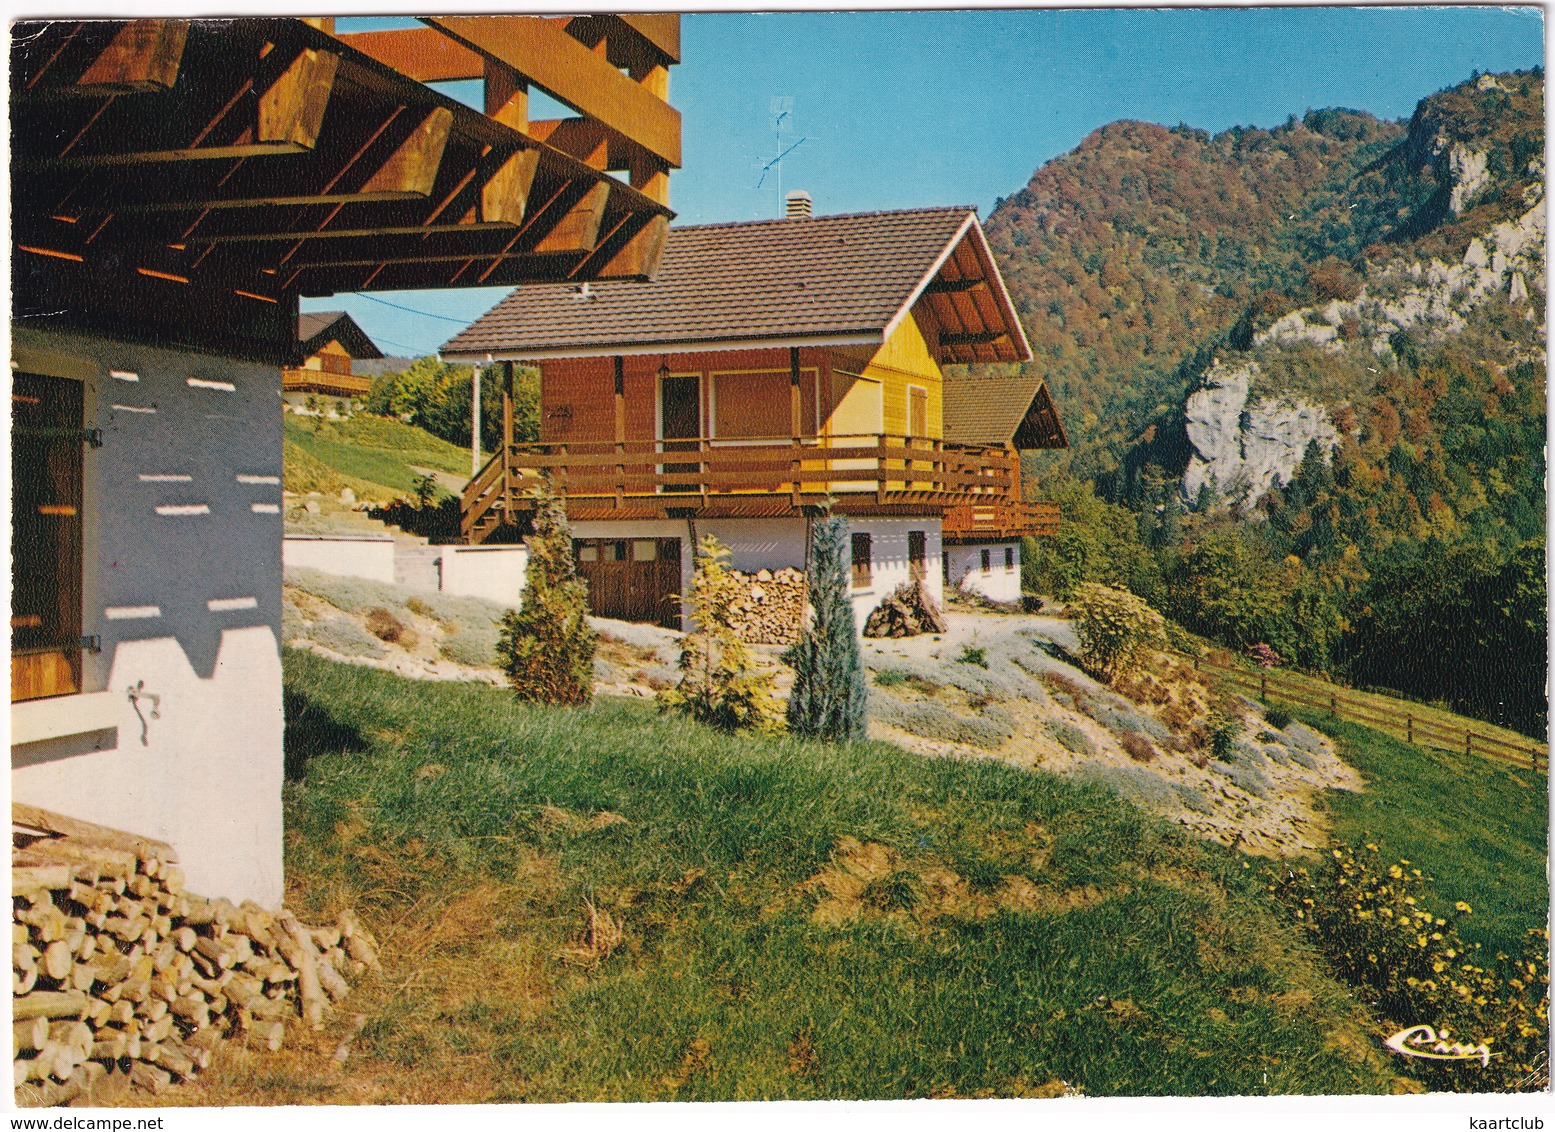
[
  {"left": 1270, "top": 842, "right": 1549, "bottom": 1092},
  {"left": 1247, "top": 642, "right": 1282, "bottom": 669},
  {"left": 1068, "top": 583, "right": 1168, "bottom": 682}
]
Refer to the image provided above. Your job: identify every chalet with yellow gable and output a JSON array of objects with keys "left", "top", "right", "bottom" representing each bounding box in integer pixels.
[
  {"left": 282, "top": 311, "right": 384, "bottom": 417},
  {"left": 443, "top": 201, "right": 1066, "bottom": 631}
]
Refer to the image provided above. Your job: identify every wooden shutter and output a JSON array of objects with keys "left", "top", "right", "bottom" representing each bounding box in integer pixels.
[{"left": 12, "top": 373, "right": 85, "bottom": 702}]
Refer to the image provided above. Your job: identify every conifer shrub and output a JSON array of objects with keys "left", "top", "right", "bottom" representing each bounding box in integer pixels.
[
  {"left": 496, "top": 483, "right": 595, "bottom": 705},
  {"left": 1270, "top": 843, "right": 1550, "bottom": 1092},
  {"left": 1068, "top": 583, "right": 1168, "bottom": 682},
  {"left": 659, "top": 536, "right": 783, "bottom": 732},
  {"left": 785, "top": 515, "right": 867, "bottom": 741}
]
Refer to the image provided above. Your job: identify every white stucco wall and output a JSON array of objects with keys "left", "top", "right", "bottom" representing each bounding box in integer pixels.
[
  {"left": 10, "top": 328, "right": 285, "bottom": 907},
  {"left": 569, "top": 514, "right": 943, "bottom": 634},
  {"left": 842, "top": 517, "right": 943, "bottom": 627},
  {"left": 439, "top": 544, "right": 529, "bottom": 609},
  {"left": 282, "top": 535, "right": 396, "bottom": 583},
  {"left": 945, "top": 541, "right": 1023, "bottom": 604}
]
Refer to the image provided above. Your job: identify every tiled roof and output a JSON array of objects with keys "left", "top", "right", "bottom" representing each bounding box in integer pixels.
[
  {"left": 943, "top": 373, "right": 1067, "bottom": 449},
  {"left": 442, "top": 206, "right": 989, "bottom": 358},
  {"left": 297, "top": 311, "right": 382, "bottom": 360}
]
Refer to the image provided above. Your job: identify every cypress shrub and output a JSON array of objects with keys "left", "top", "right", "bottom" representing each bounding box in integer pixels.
[
  {"left": 496, "top": 483, "right": 596, "bottom": 704},
  {"left": 785, "top": 515, "right": 867, "bottom": 740}
]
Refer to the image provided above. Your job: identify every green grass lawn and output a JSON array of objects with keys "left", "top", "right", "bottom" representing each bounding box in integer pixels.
[
  {"left": 171, "top": 650, "right": 1424, "bottom": 1104},
  {"left": 283, "top": 416, "right": 481, "bottom": 499},
  {"left": 1293, "top": 707, "right": 1548, "bottom": 958}
]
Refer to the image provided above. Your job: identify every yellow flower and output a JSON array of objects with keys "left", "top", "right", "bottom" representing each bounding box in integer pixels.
[
  {"left": 1388, "top": 866, "right": 1404, "bottom": 879},
  {"left": 1455, "top": 901, "right": 1472, "bottom": 913}
]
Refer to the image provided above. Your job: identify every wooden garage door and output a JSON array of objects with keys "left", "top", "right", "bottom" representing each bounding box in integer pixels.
[{"left": 573, "top": 537, "right": 682, "bottom": 628}]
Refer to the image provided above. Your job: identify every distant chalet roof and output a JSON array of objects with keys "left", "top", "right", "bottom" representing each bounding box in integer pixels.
[
  {"left": 442, "top": 206, "right": 1033, "bottom": 366},
  {"left": 297, "top": 311, "right": 383, "bottom": 362},
  {"left": 942, "top": 372, "right": 1068, "bottom": 450}
]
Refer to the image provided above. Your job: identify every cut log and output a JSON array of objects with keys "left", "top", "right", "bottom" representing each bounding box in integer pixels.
[
  {"left": 315, "top": 956, "right": 350, "bottom": 1002},
  {"left": 13, "top": 864, "right": 72, "bottom": 891},
  {"left": 43, "top": 938, "right": 73, "bottom": 980},
  {"left": 129, "top": 1061, "right": 172, "bottom": 1095},
  {"left": 14, "top": 1016, "right": 50, "bottom": 1053},
  {"left": 13, "top": 990, "right": 88, "bottom": 1019},
  {"left": 12, "top": 804, "right": 177, "bottom": 864}
]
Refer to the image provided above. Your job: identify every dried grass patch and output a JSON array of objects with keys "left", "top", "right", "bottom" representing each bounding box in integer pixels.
[{"left": 796, "top": 836, "right": 1129, "bottom": 927}]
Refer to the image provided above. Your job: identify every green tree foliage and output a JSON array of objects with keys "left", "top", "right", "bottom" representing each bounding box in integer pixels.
[
  {"left": 660, "top": 536, "right": 783, "bottom": 732},
  {"left": 496, "top": 483, "right": 595, "bottom": 705},
  {"left": 1161, "top": 527, "right": 1347, "bottom": 672},
  {"left": 1343, "top": 537, "right": 1547, "bottom": 737},
  {"left": 1021, "top": 476, "right": 1161, "bottom": 601},
  {"left": 365, "top": 357, "right": 540, "bottom": 452},
  {"left": 1067, "top": 583, "right": 1167, "bottom": 682},
  {"left": 785, "top": 516, "right": 867, "bottom": 741}
]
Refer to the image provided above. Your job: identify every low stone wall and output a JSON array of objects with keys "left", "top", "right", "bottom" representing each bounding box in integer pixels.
[{"left": 723, "top": 567, "right": 806, "bottom": 645}]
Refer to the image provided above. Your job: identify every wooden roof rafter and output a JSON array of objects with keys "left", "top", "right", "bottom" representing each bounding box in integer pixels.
[{"left": 11, "top": 15, "right": 680, "bottom": 354}]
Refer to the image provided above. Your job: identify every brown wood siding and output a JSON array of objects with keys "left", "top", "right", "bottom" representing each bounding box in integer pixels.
[
  {"left": 539, "top": 356, "right": 615, "bottom": 442},
  {"left": 540, "top": 348, "right": 824, "bottom": 444}
]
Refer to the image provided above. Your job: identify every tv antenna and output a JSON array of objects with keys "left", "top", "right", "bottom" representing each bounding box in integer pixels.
[{"left": 754, "top": 96, "right": 807, "bottom": 217}]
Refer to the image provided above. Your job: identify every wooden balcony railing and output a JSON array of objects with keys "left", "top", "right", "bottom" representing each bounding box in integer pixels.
[
  {"left": 282, "top": 368, "right": 373, "bottom": 397},
  {"left": 942, "top": 499, "right": 1061, "bottom": 541},
  {"left": 462, "top": 434, "right": 1020, "bottom": 542}
]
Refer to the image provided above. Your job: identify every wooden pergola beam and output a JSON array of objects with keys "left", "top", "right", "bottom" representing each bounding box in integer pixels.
[
  {"left": 423, "top": 16, "right": 681, "bottom": 168},
  {"left": 71, "top": 20, "right": 189, "bottom": 95},
  {"left": 333, "top": 26, "right": 484, "bottom": 82}
]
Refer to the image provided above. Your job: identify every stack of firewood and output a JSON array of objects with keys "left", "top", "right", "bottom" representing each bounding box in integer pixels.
[
  {"left": 723, "top": 567, "right": 806, "bottom": 645},
  {"left": 12, "top": 806, "right": 378, "bottom": 1107},
  {"left": 863, "top": 582, "right": 949, "bottom": 638}
]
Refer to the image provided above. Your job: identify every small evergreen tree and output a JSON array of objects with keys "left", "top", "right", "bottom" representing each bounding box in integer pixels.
[
  {"left": 496, "top": 482, "right": 595, "bottom": 704},
  {"left": 784, "top": 515, "right": 867, "bottom": 740},
  {"left": 659, "top": 535, "right": 783, "bottom": 732}
]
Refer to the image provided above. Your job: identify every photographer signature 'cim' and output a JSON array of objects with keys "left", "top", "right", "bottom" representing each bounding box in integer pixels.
[{"left": 1384, "top": 1023, "right": 1492, "bottom": 1067}]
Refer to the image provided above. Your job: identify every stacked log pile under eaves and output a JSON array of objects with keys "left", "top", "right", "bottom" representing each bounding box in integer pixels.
[
  {"left": 12, "top": 807, "right": 378, "bottom": 1107},
  {"left": 723, "top": 568, "right": 806, "bottom": 645}
]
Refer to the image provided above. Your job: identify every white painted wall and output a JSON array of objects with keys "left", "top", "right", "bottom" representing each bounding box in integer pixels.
[
  {"left": 843, "top": 517, "right": 943, "bottom": 627},
  {"left": 439, "top": 544, "right": 529, "bottom": 608},
  {"left": 282, "top": 535, "right": 396, "bottom": 583},
  {"left": 10, "top": 327, "right": 285, "bottom": 907},
  {"left": 570, "top": 514, "right": 945, "bottom": 633},
  {"left": 945, "top": 541, "right": 1022, "bottom": 604}
]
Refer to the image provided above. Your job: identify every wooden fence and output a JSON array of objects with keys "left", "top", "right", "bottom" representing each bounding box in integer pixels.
[{"left": 1189, "top": 653, "right": 1548, "bottom": 775}]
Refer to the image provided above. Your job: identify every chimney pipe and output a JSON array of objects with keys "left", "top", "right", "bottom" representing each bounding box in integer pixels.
[{"left": 785, "top": 190, "right": 813, "bottom": 219}]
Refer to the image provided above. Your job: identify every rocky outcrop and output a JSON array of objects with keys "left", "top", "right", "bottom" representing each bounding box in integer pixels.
[
  {"left": 1448, "top": 145, "right": 1491, "bottom": 214},
  {"left": 1258, "top": 195, "right": 1546, "bottom": 356},
  {"left": 1182, "top": 362, "right": 1338, "bottom": 511}
]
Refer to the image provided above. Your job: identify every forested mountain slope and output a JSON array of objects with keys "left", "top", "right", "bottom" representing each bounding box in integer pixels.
[{"left": 990, "top": 71, "right": 1546, "bottom": 736}]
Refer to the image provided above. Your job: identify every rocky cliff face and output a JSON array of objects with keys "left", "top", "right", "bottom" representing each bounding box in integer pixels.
[
  {"left": 1181, "top": 363, "right": 1339, "bottom": 511},
  {"left": 1180, "top": 76, "right": 1545, "bottom": 514},
  {"left": 1257, "top": 189, "right": 1545, "bottom": 356}
]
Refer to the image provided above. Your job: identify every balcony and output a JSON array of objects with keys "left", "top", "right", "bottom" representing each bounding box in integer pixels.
[
  {"left": 282, "top": 368, "right": 373, "bottom": 398},
  {"left": 463, "top": 435, "right": 1021, "bottom": 542},
  {"left": 942, "top": 499, "right": 1060, "bottom": 541}
]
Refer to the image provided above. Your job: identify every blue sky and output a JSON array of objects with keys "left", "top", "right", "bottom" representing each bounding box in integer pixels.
[{"left": 307, "top": 7, "right": 1545, "bottom": 357}]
